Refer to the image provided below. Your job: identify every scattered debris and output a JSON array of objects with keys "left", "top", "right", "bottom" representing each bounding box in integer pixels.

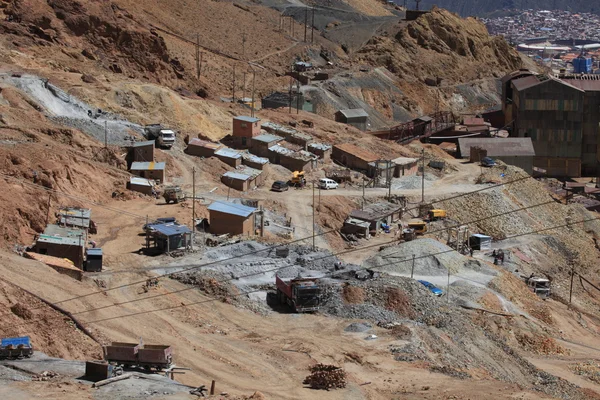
[{"left": 303, "top": 364, "right": 346, "bottom": 390}]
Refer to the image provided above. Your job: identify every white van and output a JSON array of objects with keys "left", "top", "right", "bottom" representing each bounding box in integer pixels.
[{"left": 319, "top": 178, "right": 338, "bottom": 190}]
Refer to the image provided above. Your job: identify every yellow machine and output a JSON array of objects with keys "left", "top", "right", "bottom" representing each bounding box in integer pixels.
[
  {"left": 428, "top": 209, "right": 447, "bottom": 221},
  {"left": 290, "top": 171, "right": 306, "bottom": 187},
  {"left": 408, "top": 219, "right": 428, "bottom": 235}
]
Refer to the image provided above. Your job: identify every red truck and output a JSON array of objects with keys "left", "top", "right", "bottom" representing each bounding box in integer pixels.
[{"left": 275, "top": 275, "right": 320, "bottom": 313}]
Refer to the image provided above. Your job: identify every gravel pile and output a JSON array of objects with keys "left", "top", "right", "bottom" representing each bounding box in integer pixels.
[
  {"left": 391, "top": 173, "right": 437, "bottom": 190},
  {"left": 344, "top": 322, "right": 372, "bottom": 333}
]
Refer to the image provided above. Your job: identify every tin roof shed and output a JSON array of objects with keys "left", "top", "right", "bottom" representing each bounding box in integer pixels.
[
  {"left": 253, "top": 133, "right": 284, "bottom": 143},
  {"left": 337, "top": 109, "right": 368, "bottom": 119},
  {"left": 215, "top": 148, "right": 242, "bottom": 159},
  {"left": 130, "top": 161, "right": 166, "bottom": 171},
  {"left": 207, "top": 201, "right": 256, "bottom": 217},
  {"left": 234, "top": 116, "right": 260, "bottom": 123},
  {"left": 223, "top": 171, "right": 251, "bottom": 181},
  {"left": 152, "top": 223, "right": 191, "bottom": 236}
]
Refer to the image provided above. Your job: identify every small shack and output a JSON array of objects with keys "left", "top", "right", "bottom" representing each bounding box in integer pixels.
[
  {"left": 85, "top": 248, "right": 103, "bottom": 272},
  {"left": 33, "top": 224, "right": 86, "bottom": 268},
  {"left": 308, "top": 143, "right": 332, "bottom": 161},
  {"left": 242, "top": 153, "right": 270, "bottom": 170},
  {"left": 268, "top": 144, "right": 317, "bottom": 172},
  {"left": 57, "top": 207, "right": 92, "bottom": 231},
  {"left": 232, "top": 116, "right": 261, "bottom": 148},
  {"left": 457, "top": 138, "right": 535, "bottom": 174},
  {"left": 151, "top": 223, "right": 191, "bottom": 253},
  {"left": 348, "top": 202, "right": 402, "bottom": 236},
  {"left": 335, "top": 109, "right": 368, "bottom": 131},
  {"left": 130, "top": 161, "right": 166, "bottom": 183},
  {"left": 127, "top": 140, "right": 155, "bottom": 168},
  {"left": 221, "top": 167, "right": 263, "bottom": 191},
  {"left": 332, "top": 143, "right": 379, "bottom": 172},
  {"left": 186, "top": 138, "right": 222, "bottom": 158},
  {"left": 469, "top": 234, "right": 492, "bottom": 251},
  {"left": 208, "top": 201, "right": 257, "bottom": 236},
  {"left": 215, "top": 148, "right": 242, "bottom": 168},
  {"left": 392, "top": 157, "right": 419, "bottom": 177},
  {"left": 341, "top": 218, "right": 371, "bottom": 239},
  {"left": 250, "top": 133, "right": 283, "bottom": 158},
  {"left": 127, "top": 176, "right": 155, "bottom": 195}
]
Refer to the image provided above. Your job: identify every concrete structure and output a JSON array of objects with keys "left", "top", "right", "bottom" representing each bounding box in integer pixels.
[
  {"left": 348, "top": 202, "right": 402, "bottom": 236},
  {"left": 57, "top": 207, "right": 92, "bottom": 230},
  {"left": 232, "top": 116, "right": 261, "bottom": 148},
  {"left": 308, "top": 143, "right": 332, "bottom": 161},
  {"left": 151, "top": 223, "right": 191, "bottom": 253},
  {"left": 221, "top": 166, "right": 263, "bottom": 191},
  {"left": 335, "top": 109, "right": 368, "bottom": 131},
  {"left": 130, "top": 161, "right": 166, "bottom": 183},
  {"left": 242, "top": 153, "right": 270, "bottom": 170},
  {"left": 250, "top": 133, "right": 283, "bottom": 158},
  {"left": 127, "top": 176, "right": 155, "bottom": 195},
  {"left": 33, "top": 224, "right": 86, "bottom": 268},
  {"left": 332, "top": 143, "right": 379, "bottom": 172},
  {"left": 214, "top": 148, "right": 242, "bottom": 168},
  {"left": 341, "top": 218, "right": 371, "bottom": 239},
  {"left": 262, "top": 121, "right": 313, "bottom": 148},
  {"left": 126, "top": 140, "right": 155, "bottom": 168},
  {"left": 268, "top": 144, "right": 317, "bottom": 172},
  {"left": 85, "top": 248, "right": 103, "bottom": 272},
  {"left": 208, "top": 201, "right": 257, "bottom": 236},
  {"left": 392, "top": 157, "right": 419, "bottom": 177},
  {"left": 185, "top": 138, "right": 222, "bottom": 158},
  {"left": 458, "top": 138, "right": 536, "bottom": 174}
]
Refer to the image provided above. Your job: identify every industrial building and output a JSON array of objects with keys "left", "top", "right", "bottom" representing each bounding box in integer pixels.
[
  {"left": 127, "top": 176, "right": 156, "bottom": 196},
  {"left": 335, "top": 109, "right": 369, "bottom": 131},
  {"left": 232, "top": 116, "right": 261, "bottom": 148},
  {"left": 185, "top": 138, "right": 222, "bottom": 158},
  {"left": 457, "top": 138, "right": 536, "bottom": 174},
  {"left": 207, "top": 201, "right": 257, "bottom": 236},
  {"left": 332, "top": 143, "right": 379, "bottom": 172},
  {"left": 130, "top": 161, "right": 166, "bottom": 183},
  {"left": 33, "top": 224, "right": 87, "bottom": 268},
  {"left": 215, "top": 148, "right": 243, "bottom": 168}
]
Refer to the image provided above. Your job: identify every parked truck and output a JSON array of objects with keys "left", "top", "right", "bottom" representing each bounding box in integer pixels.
[
  {"left": 144, "top": 124, "right": 176, "bottom": 149},
  {"left": 524, "top": 275, "right": 551, "bottom": 298},
  {"left": 275, "top": 275, "right": 320, "bottom": 312},
  {"left": 162, "top": 186, "right": 185, "bottom": 204},
  {"left": 0, "top": 336, "right": 33, "bottom": 359}
]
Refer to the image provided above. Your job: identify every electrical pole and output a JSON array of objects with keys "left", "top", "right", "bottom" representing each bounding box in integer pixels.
[
  {"left": 195, "top": 33, "right": 200, "bottom": 79},
  {"left": 362, "top": 178, "right": 365, "bottom": 210},
  {"left": 411, "top": 254, "right": 415, "bottom": 279},
  {"left": 311, "top": 7, "right": 315, "bottom": 43},
  {"left": 447, "top": 268, "right": 450, "bottom": 304},
  {"left": 421, "top": 148, "right": 425, "bottom": 203},
  {"left": 242, "top": 72, "right": 247, "bottom": 105},
  {"left": 104, "top": 121, "right": 107, "bottom": 148},
  {"left": 242, "top": 32, "right": 247, "bottom": 60},
  {"left": 296, "top": 79, "right": 300, "bottom": 114},
  {"left": 304, "top": 7, "right": 308, "bottom": 42},
  {"left": 251, "top": 69, "right": 256, "bottom": 118},
  {"left": 192, "top": 167, "right": 196, "bottom": 251},
  {"left": 232, "top": 65, "right": 236, "bottom": 103},
  {"left": 291, "top": 16, "right": 294, "bottom": 38},
  {"left": 388, "top": 161, "right": 392, "bottom": 199},
  {"left": 288, "top": 64, "right": 293, "bottom": 114},
  {"left": 312, "top": 181, "right": 316, "bottom": 250}
]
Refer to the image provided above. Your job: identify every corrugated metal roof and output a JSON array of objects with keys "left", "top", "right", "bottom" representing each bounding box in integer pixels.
[
  {"left": 130, "top": 161, "right": 166, "bottom": 171},
  {"left": 132, "top": 140, "right": 155, "bottom": 148},
  {"left": 188, "top": 138, "right": 221, "bottom": 149},
  {"left": 308, "top": 142, "right": 332, "bottom": 151},
  {"left": 334, "top": 143, "right": 379, "bottom": 163},
  {"left": 253, "top": 133, "right": 283, "bottom": 143},
  {"left": 349, "top": 202, "right": 400, "bottom": 221},
  {"left": 391, "top": 157, "right": 418, "bottom": 165},
  {"left": 152, "top": 223, "right": 191, "bottom": 236},
  {"left": 561, "top": 78, "right": 600, "bottom": 91},
  {"left": 337, "top": 108, "right": 368, "bottom": 119},
  {"left": 58, "top": 207, "right": 91, "bottom": 219},
  {"left": 208, "top": 200, "right": 256, "bottom": 217},
  {"left": 458, "top": 138, "right": 535, "bottom": 157},
  {"left": 512, "top": 75, "right": 545, "bottom": 91},
  {"left": 130, "top": 176, "right": 155, "bottom": 187},
  {"left": 242, "top": 153, "right": 269, "bottom": 164},
  {"left": 223, "top": 171, "right": 251, "bottom": 181},
  {"left": 269, "top": 144, "right": 292, "bottom": 155},
  {"left": 86, "top": 248, "right": 103, "bottom": 256},
  {"left": 236, "top": 166, "right": 263, "bottom": 178},
  {"left": 215, "top": 148, "right": 242, "bottom": 159},
  {"left": 43, "top": 224, "right": 85, "bottom": 238},
  {"left": 234, "top": 116, "right": 260, "bottom": 123}
]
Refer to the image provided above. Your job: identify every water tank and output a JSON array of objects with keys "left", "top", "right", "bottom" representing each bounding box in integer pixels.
[{"left": 573, "top": 57, "right": 593, "bottom": 74}]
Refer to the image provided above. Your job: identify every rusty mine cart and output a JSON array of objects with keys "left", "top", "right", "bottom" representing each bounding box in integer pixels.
[{"left": 103, "top": 340, "right": 173, "bottom": 371}]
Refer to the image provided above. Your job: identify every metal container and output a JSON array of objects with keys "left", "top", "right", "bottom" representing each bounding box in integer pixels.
[
  {"left": 103, "top": 342, "right": 139, "bottom": 363},
  {"left": 0, "top": 336, "right": 33, "bottom": 359},
  {"left": 137, "top": 345, "right": 172, "bottom": 366},
  {"left": 85, "top": 360, "right": 115, "bottom": 381}
]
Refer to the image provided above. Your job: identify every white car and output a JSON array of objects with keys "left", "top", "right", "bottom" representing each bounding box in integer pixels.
[{"left": 319, "top": 178, "right": 338, "bottom": 190}]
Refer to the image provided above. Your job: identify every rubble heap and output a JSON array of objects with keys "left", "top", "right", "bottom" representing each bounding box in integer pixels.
[{"left": 303, "top": 364, "right": 347, "bottom": 390}]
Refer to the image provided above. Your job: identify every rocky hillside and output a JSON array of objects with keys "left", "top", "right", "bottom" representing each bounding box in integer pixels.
[
  {"left": 354, "top": 7, "right": 522, "bottom": 114},
  {"left": 418, "top": 0, "right": 597, "bottom": 17}
]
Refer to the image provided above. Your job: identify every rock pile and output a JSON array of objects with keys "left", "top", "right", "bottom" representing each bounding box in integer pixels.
[{"left": 303, "top": 364, "right": 346, "bottom": 390}]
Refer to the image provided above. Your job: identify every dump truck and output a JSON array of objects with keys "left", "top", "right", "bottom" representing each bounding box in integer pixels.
[
  {"left": 275, "top": 275, "right": 320, "bottom": 312},
  {"left": 163, "top": 186, "right": 185, "bottom": 204},
  {"left": 428, "top": 209, "right": 447, "bottom": 221},
  {"left": 144, "top": 124, "right": 176, "bottom": 149},
  {"left": 407, "top": 219, "right": 427, "bottom": 235},
  {"left": 0, "top": 336, "right": 33, "bottom": 359},
  {"left": 289, "top": 171, "right": 306, "bottom": 187}
]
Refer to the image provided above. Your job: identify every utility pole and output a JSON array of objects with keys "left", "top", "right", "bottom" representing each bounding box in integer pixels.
[
  {"left": 411, "top": 254, "right": 415, "bottom": 279},
  {"left": 388, "top": 161, "right": 392, "bottom": 199},
  {"left": 242, "top": 32, "right": 247, "bottom": 60},
  {"left": 195, "top": 33, "right": 200, "bottom": 79},
  {"left": 199, "top": 51, "right": 203, "bottom": 79},
  {"left": 104, "top": 121, "right": 107, "bottom": 148},
  {"left": 311, "top": 7, "right": 315, "bottom": 43},
  {"left": 242, "top": 72, "right": 247, "bottom": 105},
  {"left": 421, "top": 148, "right": 425, "bottom": 203},
  {"left": 251, "top": 69, "right": 256, "bottom": 118},
  {"left": 362, "top": 178, "right": 365, "bottom": 210},
  {"left": 304, "top": 7, "right": 308, "bottom": 42},
  {"left": 232, "top": 65, "right": 236, "bottom": 103},
  {"left": 312, "top": 181, "right": 316, "bottom": 250},
  {"left": 288, "top": 64, "right": 293, "bottom": 114},
  {"left": 296, "top": 79, "right": 300, "bottom": 114},
  {"left": 191, "top": 167, "right": 196, "bottom": 251},
  {"left": 289, "top": 16, "right": 293, "bottom": 37},
  {"left": 447, "top": 268, "right": 450, "bottom": 304},
  {"left": 145, "top": 215, "right": 149, "bottom": 250}
]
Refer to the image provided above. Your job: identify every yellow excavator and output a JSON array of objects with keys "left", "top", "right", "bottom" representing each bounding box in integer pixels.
[{"left": 290, "top": 171, "right": 306, "bottom": 187}]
